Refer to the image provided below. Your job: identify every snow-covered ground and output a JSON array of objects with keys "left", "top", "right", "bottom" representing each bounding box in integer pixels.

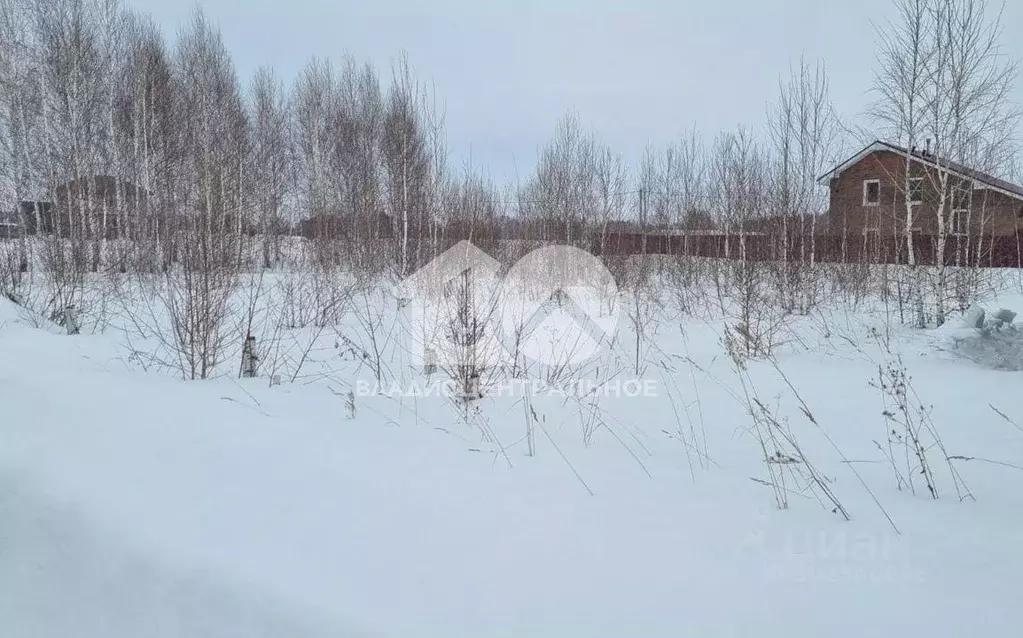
[{"left": 3, "top": 267, "right": 1023, "bottom": 637}]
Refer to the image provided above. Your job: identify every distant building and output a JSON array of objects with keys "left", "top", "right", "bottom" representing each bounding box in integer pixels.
[
  {"left": 299, "top": 212, "right": 394, "bottom": 241},
  {"left": 48, "top": 175, "right": 147, "bottom": 239},
  {"left": 818, "top": 140, "right": 1023, "bottom": 240},
  {"left": 17, "top": 200, "right": 53, "bottom": 235},
  {"left": 10, "top": 176, "right": 147, "bottom": 238},
  {"left": 0, "top": 207, "right": 24, "bottom": 239}
]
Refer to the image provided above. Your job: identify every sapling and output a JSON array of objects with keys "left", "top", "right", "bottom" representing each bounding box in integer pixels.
[{"left": 436, "top": 268, "right": 501, "bottom": 401}]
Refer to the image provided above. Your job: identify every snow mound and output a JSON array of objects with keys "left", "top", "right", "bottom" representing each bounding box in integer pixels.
[
  {"left": 951, "top": 325, "right": 1023, "bottom": 370},
  {"left": 0, "top": 295, "right": 60, "bottom": 334},
  {"left": 0, "top": 475, "right": 363, "bottom": 638},
  {"left": 943, "top": 304, "right": 1023, "bottom": 370}
]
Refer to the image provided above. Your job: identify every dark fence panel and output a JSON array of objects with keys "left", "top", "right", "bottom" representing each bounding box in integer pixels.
[{"left": 591, "top": 232, "right": 1023, "bottom": 269}]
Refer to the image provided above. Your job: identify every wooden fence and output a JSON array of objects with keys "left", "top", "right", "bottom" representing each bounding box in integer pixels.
[{"left": 591, "top": 232, "right": 1023, "bottom": 268}]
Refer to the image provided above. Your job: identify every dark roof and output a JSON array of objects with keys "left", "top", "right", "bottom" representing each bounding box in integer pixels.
[{"left": 818, "top": 140, "right": 1023, "bottom": 201}]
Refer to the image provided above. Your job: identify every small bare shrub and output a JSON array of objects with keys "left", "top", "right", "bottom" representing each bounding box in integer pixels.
[
  {"left": 869, "top": 330, "right": 972, "bottom": 501},
  {"left": 726, "top": 332, "right": 850, "bottom": 519}
]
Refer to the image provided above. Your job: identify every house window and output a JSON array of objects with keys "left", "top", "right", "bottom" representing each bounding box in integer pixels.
[
  {"left": 952, "top": 185, "right": 972, "bottom": 211},
  {"left": 951, "top": 210, "right": 968, "bottom": 235},
  {"left": 951, "top": 186, "right": 970, "bottom": 236},
  {"left": 863, "top": 180, "right": 880, "bottom": 206},
  {"left": 908, "top": 178, "right": 923, "bottom": 204}
]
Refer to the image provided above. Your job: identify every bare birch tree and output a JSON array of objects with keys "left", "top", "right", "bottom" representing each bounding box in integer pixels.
[
  {"left": 292, "top": 57, "right": 335, "bottom": 235},
  {"left": 329, "top": 56, "right": 383, "bottom": 261},
  {"left": 711, "top": 128, "right": 781, "bottom": 357},
  {"left": 158, "top": 8, "right": 247, "bottom": 379},
  {"left": 248, "top": 66, "right": 291, "bottom": 269},
  {"left": 872, "top": 0, "right": 933, "bottom": 327},
  {"left": 114, "top": 12, "right": 176, "bottom": 272},
  {"left": 381, "top": 54, "right": 430, "bottom": 277},
  {"left": 872, "top": 0, "right": 1020, "bottom": 326},
  {"left": 767, "top": 57, "right": 843, "bottom": 314},
  {"left": 0, "top": 0, "right": 43, "bottom": 282},
  {"left": 922, "top": 0, "right": 1020, "bottom": 323},
  {"left": 519, "top": 112, "right": 599, "bottom": 246}
]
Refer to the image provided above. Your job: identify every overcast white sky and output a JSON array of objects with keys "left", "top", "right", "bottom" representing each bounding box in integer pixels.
[{"left": 133, "top": 0, "right": 1023, "bottom": 183}]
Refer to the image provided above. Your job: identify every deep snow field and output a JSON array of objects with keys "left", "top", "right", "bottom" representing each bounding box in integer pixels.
[{"left": 3, "top": 265, "right": 1023, "bottom": 638}]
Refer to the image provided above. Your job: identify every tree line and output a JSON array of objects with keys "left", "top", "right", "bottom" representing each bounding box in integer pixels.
[{"left": 0, "top": 0, "right": 1019, "bottom": 311}]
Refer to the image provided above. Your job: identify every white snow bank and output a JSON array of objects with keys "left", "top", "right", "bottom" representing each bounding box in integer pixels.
[
  {"left": 0, "top": 474, "right": 371, "bottom": 638},
  {"left": 3, "top": 295, "right": 1023, "bottom": 637}
]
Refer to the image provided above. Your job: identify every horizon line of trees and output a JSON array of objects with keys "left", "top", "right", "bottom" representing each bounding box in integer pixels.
[{"left": 0, "top": 0, "right": 1019, "bottom": 279}]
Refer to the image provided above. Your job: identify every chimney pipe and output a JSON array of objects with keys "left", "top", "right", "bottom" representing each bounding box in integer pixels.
[{"left": 925, "top": 138, "right": 932, "bottom": 156}]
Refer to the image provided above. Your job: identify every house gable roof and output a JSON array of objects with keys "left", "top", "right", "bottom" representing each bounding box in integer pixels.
[{"left": 817, "top": 140, "right": 1023, "bottom": 202}]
